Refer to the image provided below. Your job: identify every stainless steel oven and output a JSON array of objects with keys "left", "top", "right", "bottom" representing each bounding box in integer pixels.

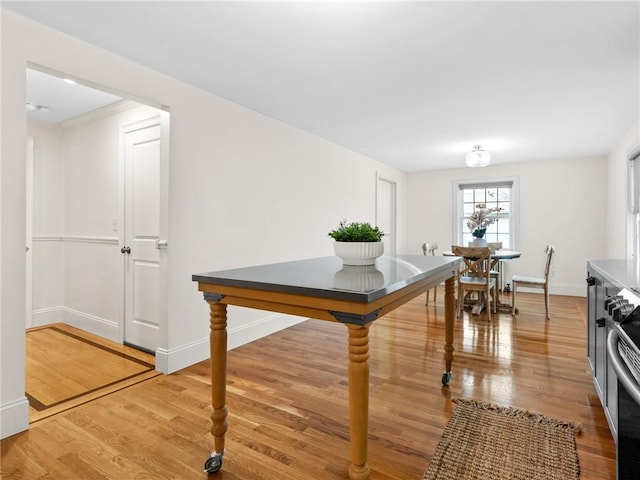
[
  {"left": 608, "top": 307, "right": 640, "bottom": 479},
  {"left": 588, "top": 262, "right": 640, "bottom": 478}
]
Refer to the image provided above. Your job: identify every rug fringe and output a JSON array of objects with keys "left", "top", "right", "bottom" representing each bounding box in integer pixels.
[{"left": 452, "top": 398, "right": 582, "bottom": 433}]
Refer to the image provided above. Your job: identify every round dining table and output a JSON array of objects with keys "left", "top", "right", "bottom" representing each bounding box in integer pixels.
[
  {"left": 442, "top": 248, "right": 521, "bottom": 260},
  {"left": 442, "top": 248, "right": 521, "bottom": 312}
]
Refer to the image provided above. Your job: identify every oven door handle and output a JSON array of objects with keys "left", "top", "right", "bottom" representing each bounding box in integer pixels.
[{"left": 608, "top": 329, "right": 640, "bottom": 405}]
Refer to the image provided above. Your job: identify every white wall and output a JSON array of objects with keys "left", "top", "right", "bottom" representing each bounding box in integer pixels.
[
  {"left": 0, "top": 10, "right": 407, "bottom": 438},
  {"left": 606, "top": 121, "right": 640, "bottom": 258},
  {"left": 28, "top": 120, "right": 64, "bottom": 322},
  {"left": 407, "top": 156, "right": 608, "bottom": 297}
]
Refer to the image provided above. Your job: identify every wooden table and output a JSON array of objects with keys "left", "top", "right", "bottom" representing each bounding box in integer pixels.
[
  {"left": 193, "top": 254, "right": 461, "bottom": 480},
  {"left": 443, "top": 248, "right": 521, "bottom": 265}
]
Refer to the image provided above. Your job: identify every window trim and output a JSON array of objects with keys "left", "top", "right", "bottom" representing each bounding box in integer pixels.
[{"left": 452, "top": 176, "right": 520, "bottom": 249}]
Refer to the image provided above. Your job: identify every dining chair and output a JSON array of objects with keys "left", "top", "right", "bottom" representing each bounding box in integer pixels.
[
  {"left": 487, "top": 242, "right": 503, "bottom": 289},
  {"left": 511, "top": 245, "right": 555, "bottom": 320},
  {"left": 487, "top": 242, "right": 503, "bottom": 253},
  {"left": 422, "top": 242, "right": 439, "bottom": 304},
  {"left": 451, "top": 245, "right": 497, "bottom": 320}
]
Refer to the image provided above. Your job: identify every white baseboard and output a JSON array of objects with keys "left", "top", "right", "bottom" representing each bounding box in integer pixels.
[
  {"left": 31, "top": 307, "right": 306, "bottom": 375},
  {"left": 227, "top": 313, "right": 306, "bottom": 351},
  {"left": 31, "top": 306, "right": 65, "bottom": 327},
  {"left": 552, "top": 284, "right": 585, "bottom": 297},
  {"left": 155, "top": 339, "right": 208, "bottom": 375},
  {"left": 512, "top": 284, "right": 585, "bottom": 297},
  {"left": 32, "top": 306, "right": 120, "bottom": 342},
  {"left": 155, "top": 313, "right": 306, "bottom": 374},
  {"left": 62, "top": 307, "right": 120, "bottom": 343},
  {"left": 0, "top": 397, "right": 29, "bottom": 440}
]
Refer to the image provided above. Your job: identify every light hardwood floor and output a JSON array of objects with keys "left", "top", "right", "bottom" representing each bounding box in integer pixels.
[
  {"left": 25, "top": 323, "right": 159, "bottom": 422},
  {"left": 2, "top": 291, "right": 615, "bottom": 479}
]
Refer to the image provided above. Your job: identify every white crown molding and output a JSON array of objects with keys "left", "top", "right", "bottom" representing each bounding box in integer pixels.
[
  {"left": 27, "top": 117, "right": 63, "bottom": 132},
  {"left": 60, "top": 99, "right": 141, "bottom": 130}
]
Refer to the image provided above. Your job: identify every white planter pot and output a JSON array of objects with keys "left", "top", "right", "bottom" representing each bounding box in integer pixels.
[{"left": 333, "top": 241, "right": 384, "bottom": 266}]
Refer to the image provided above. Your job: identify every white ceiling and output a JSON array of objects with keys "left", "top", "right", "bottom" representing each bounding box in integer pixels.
[
  {"left": 26, "top": 68, "right": 122, "bottom": 124},
  {"left": 8, "top": 1, "right": 639, "bottom": 172}
]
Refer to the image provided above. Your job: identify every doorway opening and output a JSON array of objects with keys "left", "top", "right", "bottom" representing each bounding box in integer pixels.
[
  {"left": 25, "top": 65, "right": 169, "bottom": 359},
  {"left": 376, "top": 175, "right": 397, "bottom": 255}
]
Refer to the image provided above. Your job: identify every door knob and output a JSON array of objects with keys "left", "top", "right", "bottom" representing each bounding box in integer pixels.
[{"left": 120, "top": 246, "right": 131, "bottom": 254}]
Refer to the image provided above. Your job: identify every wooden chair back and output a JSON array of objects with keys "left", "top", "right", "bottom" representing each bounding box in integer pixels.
[
  {"left": 511, "top": 245, "right": 556, "bottom": 320},
  {"left": 451, "top": 245, "right": 496, "bottom": 319},
  {"left": 487, "top": 242, "right": 503, "bottom": 254},
  {"left": 422, "top": 242, "right": 438, "bottom": 256},
  {"left": 451, "top": 245, "right": 492, "bottom": 279},
  {"left": 543, "top": 245, "right": 555, "bottom": 280}
]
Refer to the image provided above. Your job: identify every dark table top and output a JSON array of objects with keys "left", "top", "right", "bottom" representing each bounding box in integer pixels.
[{"left": 193, "top": 254, "right": 461, "bottom": 303}]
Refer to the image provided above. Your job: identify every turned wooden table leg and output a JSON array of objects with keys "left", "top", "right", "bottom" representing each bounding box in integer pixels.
[
  {"left": 443, "top": 276, "right": 456, "bottom": 385},
  {"left": 347, "top": 323, "right": 371, "bottom": 480},
  {"left": 209, "top": 301, "right": 228, "bottom": 455}
]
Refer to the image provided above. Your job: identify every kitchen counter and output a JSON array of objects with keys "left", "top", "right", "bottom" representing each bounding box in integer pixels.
[{"left": 588, "top": 259, "right": 640, "bottom": 290}]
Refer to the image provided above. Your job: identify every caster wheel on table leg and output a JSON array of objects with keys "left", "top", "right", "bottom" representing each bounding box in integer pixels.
[
  {"left": 441, "top": 371, "right": 452, "bottom": 386},
  {"left": 204, "top": 454, "right": 223, "bottom": 474}
]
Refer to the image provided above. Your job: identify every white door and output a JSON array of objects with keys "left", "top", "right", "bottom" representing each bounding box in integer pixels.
[
  {"left": 123, "top": 121, "right": 161, "bottom": 352},
  {"left": 376, "top": 176, "right": 397, "bottom": 255}
]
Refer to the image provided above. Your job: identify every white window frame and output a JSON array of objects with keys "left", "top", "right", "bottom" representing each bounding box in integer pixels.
[
  {"left": 627, "top": 146, "right": 640, "bottom": 259},
  {"left": 453, "top": 176, "right": 520, "bottom": 249}
]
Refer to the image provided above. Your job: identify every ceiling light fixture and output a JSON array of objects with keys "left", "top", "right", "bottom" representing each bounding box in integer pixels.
[
  {"left": 465, "top": 145, "right": 491, "bottom": 168},
  {"left": 26, "top": 102, "right": 51, "bottom": 113}
]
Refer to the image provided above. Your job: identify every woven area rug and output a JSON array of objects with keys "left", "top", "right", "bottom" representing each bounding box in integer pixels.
[{"left": 423, "top": 398, "right": 581, "bottom": 480}]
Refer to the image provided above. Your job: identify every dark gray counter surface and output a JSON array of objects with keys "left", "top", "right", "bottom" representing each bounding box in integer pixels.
[{"left": 193, "top": 254, "right": 461, "bottom": 303}]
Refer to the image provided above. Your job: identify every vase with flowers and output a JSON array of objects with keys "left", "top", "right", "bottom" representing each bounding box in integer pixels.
[{"left": 467, "top": 204, "right": 502, "bottom": 247}]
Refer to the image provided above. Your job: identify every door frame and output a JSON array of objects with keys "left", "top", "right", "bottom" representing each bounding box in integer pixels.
[
  {"left": 375, "top": 173, "right": 397, "bottom": 255},
  {"left": 26, "top": 136, "right": 34, "bottom": 328}
]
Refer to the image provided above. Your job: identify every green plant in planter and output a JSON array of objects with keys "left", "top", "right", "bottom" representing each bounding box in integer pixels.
[{"left": 328, "top": 220, "right": 383, "bottom": 242}]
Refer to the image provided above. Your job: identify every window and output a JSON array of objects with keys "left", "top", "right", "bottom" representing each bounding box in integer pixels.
[
  {"left": 628, "top": 146, "right": 640, "bottom": 259},
  {"left": 454, "top": 178, "right": 518, "bottom": 249}
]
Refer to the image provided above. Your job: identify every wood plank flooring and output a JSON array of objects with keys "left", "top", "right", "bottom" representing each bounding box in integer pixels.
[
  {"left": 2, "top": 292, "right": 615, "bottom": 479},
  {"left": 25, "top": 323, "right": 160, "bottom": 422}
]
